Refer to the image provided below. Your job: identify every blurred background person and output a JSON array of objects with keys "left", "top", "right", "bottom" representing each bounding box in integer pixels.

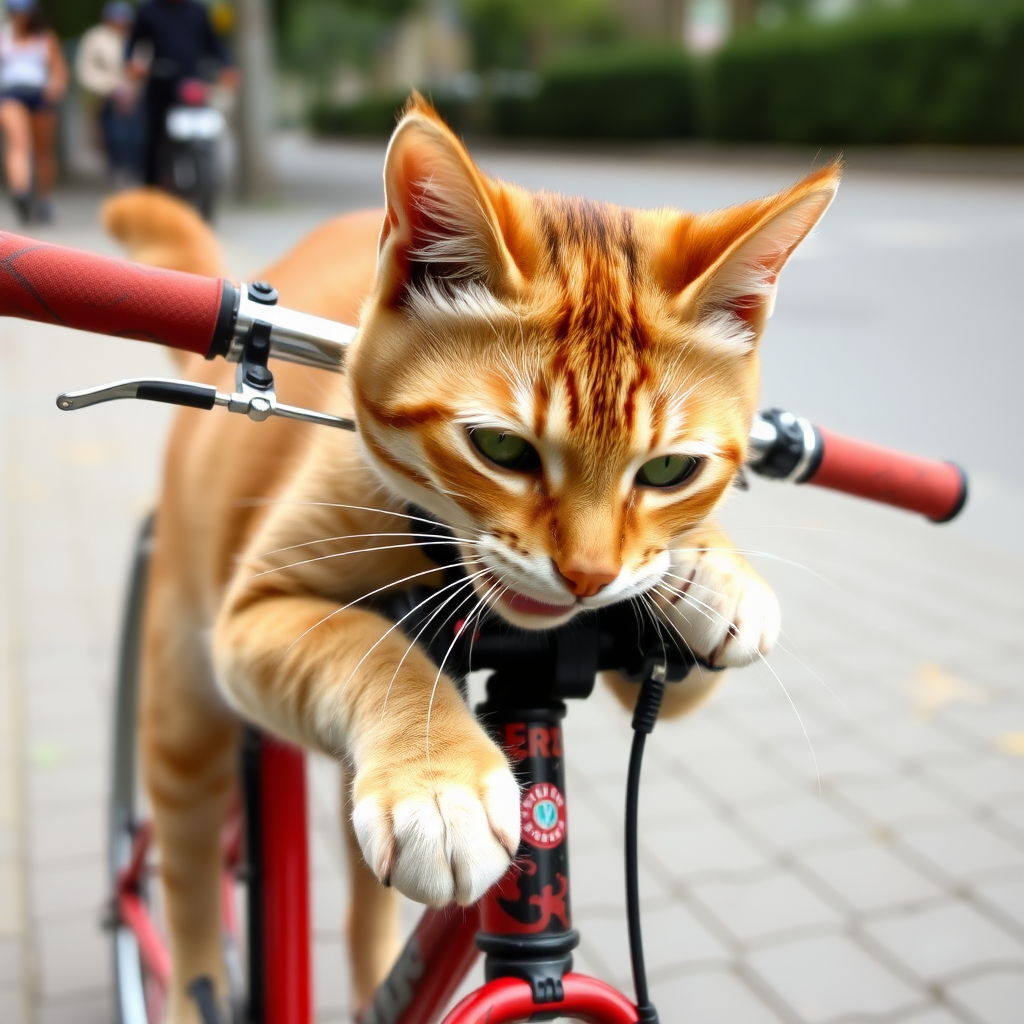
[
  {"left": 126, "top": 0, "right": 239, "bottom": 190},
  {"left": 76, "top": 1, "right": 141, "bottom": 188},
  {"left": 0, "top": 0, "right": 67, "bottom": 224}
]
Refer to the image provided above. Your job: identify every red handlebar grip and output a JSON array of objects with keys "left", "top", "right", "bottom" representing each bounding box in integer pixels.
[
  {"left": 0, "top": 231, "right": 227, "bottom": 355},
  {"left": 806, "top": 426, "right": 967, "bottom": 522}
]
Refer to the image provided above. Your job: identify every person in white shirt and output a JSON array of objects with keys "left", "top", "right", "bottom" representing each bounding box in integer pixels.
[
  {"left": 0, "top": 0, "right": 67, "bottom": 223},
  {"left": 76, "top": 3, "right": 141, "bottom": 186}
]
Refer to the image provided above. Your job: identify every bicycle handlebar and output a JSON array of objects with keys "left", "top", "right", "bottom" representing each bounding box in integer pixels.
[
  {"left": 0, "top": 231, "right": 967, "bottom": 523},
  {"left": 747, "top": 409, "right": 967, "bottom": 522},
  {"left": 0, "top": 230, "right": 230, "bottom": 356},
  {"left": 0, "top": 231, "right": 355, "bottom": 371},
  {"left": 805, "top": 427, "right": 967, "bottom": 523}
]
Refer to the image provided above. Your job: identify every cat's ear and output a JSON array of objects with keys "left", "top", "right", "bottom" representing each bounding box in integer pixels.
[
  {"left": 377, "top": 96, "right": 523, "bottom": 307},
  {"left": 676, "top": 164, "right": 840, "bottom": 350}
]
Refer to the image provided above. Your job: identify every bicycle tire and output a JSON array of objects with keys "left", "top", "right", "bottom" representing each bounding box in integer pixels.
[
  {"left": 108, "top": 516, "right": 248, "bottom": 1024},
  {"left": 109, "top": 514, "right": 158, "bottom": 1024}
]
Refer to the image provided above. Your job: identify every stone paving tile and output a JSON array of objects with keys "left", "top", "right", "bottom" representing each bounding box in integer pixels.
[
  {"left": 746, "top": 931, "right": 924, "bottom": 1024},
  {"left": 650, "top": 968, "right": 787, "bottom": 1024},
  {"left": 859, "top": 718, "right": 977, "bottom": 764},
  {"left": 33, "top": 915, "right": 112, "bottom": 999},
  {"left": 313, "top": 936, "right": 352, "bottom": 1019},
  {"left": 897, "top": 819, "right": 1024, "bottom": 881},
  {"left": 946, "top": 970, "right": 1024, "bottom": 1024},
  {"left": 28, "top": 861, "right": 107, "bottom": 922},
  {"left": 769, "top": 735, "right": 897, "bottom": 785},
  {"left": 798, "top": 842, "right": 945, "bottom": 916},
  {"left": 0, "top": 937, "right": 21, "bottom": 986},
  {"left": 0, "top": 987, "right": 27, "bottom": 1024},
  {"left": 34, "top": 991, "right": 113, "bottom": 1024},
  {"left": 0, "top": 823, "right": 18, "bottom": 861},
  {"left": 832, "top": 775, "right": 964, "bottom": 830},
  {"left": 896, "top": 1009, "right": 969, "bottom": 1024},
  {"left": 689, "top": 869, "right": 843, "bottom": 946},
  {"left": 936, "top": 704, "right": 1024, "bottom": 746},
  {"left": 737, "top": 794, "right": 866, "bottom": 852},
  {"left": 920, "top": 757, "right": 1024, "bottom": 809},
  {"left": 575, "top": 758, "right": 713, "bottom": 828},
  {"left": 27, "top": 804, "right": 105, "bottom": 868},
  {"left": 641, "top": 817, "right": 768, "bottom": 881},
  {"left": 26, "top": 762, "right": 108, "bottom": 809},
  {"left": 673, "top": 748, "right": 797, "bottom": 808},
  {"left": 990, "top": 799, "right": 1024, "bottom": 844},
  {"left": 864, "top": 901, "right": 1024, "bottom": 983},
  {"left": 572, "top": 841, "right": 671, "bottom": 911},
  {"left": 575, "top": 902, "right": 730, "bottom": 986},
  {"left": 970, "top": 874, "right": 1024, "bottom": 935},
  {"left": 560, "top": 782, "right": 624, "bottom": 841},
  {"left": 311, "top": 870, "right": 346, "bottom": 937}
]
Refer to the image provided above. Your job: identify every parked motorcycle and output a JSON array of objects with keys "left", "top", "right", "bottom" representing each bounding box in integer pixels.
[{"left": 159, "top": 78, "right": 226, "bottom": 222}]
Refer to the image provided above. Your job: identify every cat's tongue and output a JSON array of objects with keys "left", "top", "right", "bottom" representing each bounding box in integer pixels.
[{"left": 502, "top": 589, "right": 575, "bottom": 617}]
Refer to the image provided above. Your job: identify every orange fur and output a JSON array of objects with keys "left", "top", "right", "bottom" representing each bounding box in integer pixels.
[{"left": 111, "top": 98, "right": 839, "bottom": 1022}]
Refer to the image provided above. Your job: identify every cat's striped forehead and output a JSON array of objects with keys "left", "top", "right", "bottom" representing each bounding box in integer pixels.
[{"left": 527, "top": 194, "right": 660, "bottom": 441}]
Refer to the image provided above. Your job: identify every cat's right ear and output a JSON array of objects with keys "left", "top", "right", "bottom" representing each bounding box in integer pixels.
[{"left": 377, "top": 98, "right": 524, "bottom": 307}]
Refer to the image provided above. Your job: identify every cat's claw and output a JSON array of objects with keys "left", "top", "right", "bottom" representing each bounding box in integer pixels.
[
  {"left": 663, "top": 548, "right": 780, "bottom": 669},
  {"left": 352, "top": 768, "right": 520, "bottom": 906}
]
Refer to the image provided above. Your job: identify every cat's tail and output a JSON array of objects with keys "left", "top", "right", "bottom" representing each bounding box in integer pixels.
[{"left": 102, "top": 188, "right": 227, "bottom": 368}]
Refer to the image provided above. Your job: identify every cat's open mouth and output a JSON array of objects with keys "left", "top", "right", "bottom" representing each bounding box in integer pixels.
[
  {"left": 475, "top": 569, "right": 577, "bottom": 622},
  {"left": 499, "top": 589, "right": 576, "bottom": 617}
]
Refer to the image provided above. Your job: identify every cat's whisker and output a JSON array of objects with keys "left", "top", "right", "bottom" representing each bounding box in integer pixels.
[
  {"left": 246, "top": 540, "right": 478, "bottom": 580},
  {"left": 247, "top": 529, "right": 482, "bottom": 562},
  {"left": 336, "top": 568, "right": 490, "bottom": 704},
  {"left": 768, "top": 627, "right": 850, "bottom": 715},
  {"left": 661, "top": 565, "right": 851, "bottom": 712},
  {"left": 379, "top": 574, "right": 488, "bottom": 719},
  {"left": 652, "top": 582, "right": 821, "bottom": 789},
  {"left": 282, "top": 557, "right": 478, "bottom": 654},
  {"left": 423, "top": 578, "right": 504, "bottom": 771},
  {"left": 639, "top": 591, "right": 693, "bottom": 667},
  {"left": 235, "top": 498, "right": 486, "bottom": 537},
  {"left": 665, "top": 547, "right": 843, "bottom": 593}
]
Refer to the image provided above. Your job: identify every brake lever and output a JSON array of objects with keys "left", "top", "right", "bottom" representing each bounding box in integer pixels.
[{"left": 55, "top": 377, "right": 356, "bottom": 431}]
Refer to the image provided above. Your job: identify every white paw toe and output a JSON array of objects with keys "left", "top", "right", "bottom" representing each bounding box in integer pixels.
[{"left": 352, "top": 769, "right": 521, "bottom": 908}]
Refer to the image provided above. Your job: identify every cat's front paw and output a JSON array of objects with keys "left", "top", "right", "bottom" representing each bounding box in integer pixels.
[
  {"left": 662, "top": 545, "right": 780, "bottom": 669},
  {"left": 351, "top": 739, "right": 520, "bottom": 907}
]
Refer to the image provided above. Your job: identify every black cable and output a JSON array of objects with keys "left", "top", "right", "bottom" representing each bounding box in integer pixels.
[{"left": 626, "top": 667, "right": 666, "bottom": 1024}]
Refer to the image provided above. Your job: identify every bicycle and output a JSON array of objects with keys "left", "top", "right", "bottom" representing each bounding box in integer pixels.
[{"left": 0, "top": 229, "right": 968, "bottom": 1024}]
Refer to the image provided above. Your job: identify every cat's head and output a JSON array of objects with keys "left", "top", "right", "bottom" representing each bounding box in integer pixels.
[{"left": 349, "top": 97, "right": 838, "bottom": 629}]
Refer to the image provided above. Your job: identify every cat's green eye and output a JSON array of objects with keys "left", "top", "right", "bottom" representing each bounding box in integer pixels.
[
  {"left": 636, "top": 455, "right": 701, "bottom": 488},
  {"left": 470, "top": 428, "right": 541, "bottom": 472}
]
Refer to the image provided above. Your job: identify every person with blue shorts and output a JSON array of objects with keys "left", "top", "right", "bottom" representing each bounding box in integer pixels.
[{"left": 0, "top": 0, "right": 67, "bottom": 223}]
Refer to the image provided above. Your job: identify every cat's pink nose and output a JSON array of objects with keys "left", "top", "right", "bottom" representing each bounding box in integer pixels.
[{"left": 556, "top": 563, "right": 617, "bottom": 598}]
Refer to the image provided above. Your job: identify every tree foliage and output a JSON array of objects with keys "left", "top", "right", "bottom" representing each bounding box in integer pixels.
[{"left": 458, "top": 0, "right": 618, "bottom": 70}]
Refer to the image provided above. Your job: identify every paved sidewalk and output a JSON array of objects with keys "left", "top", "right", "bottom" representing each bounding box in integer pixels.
[{"left": 1, "top": 148, "right": 1023, "bottom": 1023}]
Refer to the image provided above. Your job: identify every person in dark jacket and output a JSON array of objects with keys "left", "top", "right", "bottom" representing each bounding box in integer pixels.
[{"left": 126, "top": 0, "right": 238, "bottom": 187}]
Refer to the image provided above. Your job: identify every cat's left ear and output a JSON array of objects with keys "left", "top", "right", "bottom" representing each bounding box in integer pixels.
[
  {"left": 680, "top": 164, "right": 840, "bottom": 347},
  {"left": 377, "top": 96, "right": 524, "bottom": 307}
]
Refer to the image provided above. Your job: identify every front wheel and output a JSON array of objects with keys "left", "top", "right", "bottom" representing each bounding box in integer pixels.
[{"left": 108, "top": 516, "right": 248, "bottom": 1024}]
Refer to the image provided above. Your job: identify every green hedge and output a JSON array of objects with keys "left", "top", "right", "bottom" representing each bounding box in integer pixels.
[
  {"left": 493, "top": 45, "right": 697, "bottom": 139},
  {"left": 310, "top": 5, "right": 1024, "bottom": 145},
  {"left": 708, "top": 4, "right": 1024, "bottom": 144},
  {"left": 309, "top": 93, "right": 473, "bottom": 137}
]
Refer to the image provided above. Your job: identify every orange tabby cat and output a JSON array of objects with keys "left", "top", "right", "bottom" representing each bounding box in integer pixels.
[{"left": 106, "top": 97, "right": 838, "bottom": 1023}]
